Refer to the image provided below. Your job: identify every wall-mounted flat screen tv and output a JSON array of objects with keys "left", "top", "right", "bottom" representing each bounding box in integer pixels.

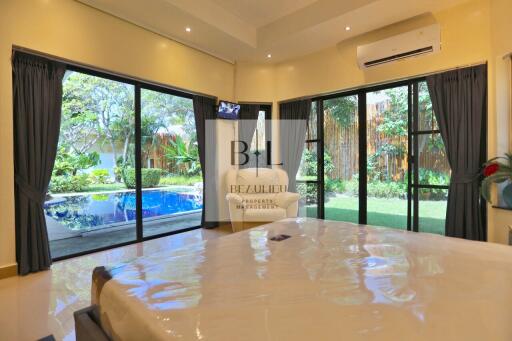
[{"left": 217, "top": 101, "right": 240, "bottom": 120}]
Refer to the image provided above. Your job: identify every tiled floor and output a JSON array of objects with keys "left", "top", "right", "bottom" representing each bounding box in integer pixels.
[{"left": 0, "top": 227, "right": 231, "bottom": 341}]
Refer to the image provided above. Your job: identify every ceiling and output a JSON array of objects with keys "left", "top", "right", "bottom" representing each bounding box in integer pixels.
[
  {"left": 210, "top": 0, "right": 319, "bottom": 28},
  {"left": 78, "top": 0, "right": 470, "bottom": 63}
]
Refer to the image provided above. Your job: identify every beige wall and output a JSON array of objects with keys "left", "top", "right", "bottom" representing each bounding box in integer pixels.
[{"left": 0, "top": 0, "right": 235, "bottom": 268}]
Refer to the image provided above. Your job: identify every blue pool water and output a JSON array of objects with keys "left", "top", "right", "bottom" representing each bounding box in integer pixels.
[{"left": 44, "top": 189, "right": 202, "bottom": 231}]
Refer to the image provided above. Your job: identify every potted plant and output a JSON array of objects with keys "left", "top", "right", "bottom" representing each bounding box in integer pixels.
[{"left": 481, "top": 153, "right": 512, "bottom": 207}]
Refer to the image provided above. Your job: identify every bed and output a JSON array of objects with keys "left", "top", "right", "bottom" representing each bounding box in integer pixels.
[{"left": 76, "top": 218, "right": 512, "bottom": 340}]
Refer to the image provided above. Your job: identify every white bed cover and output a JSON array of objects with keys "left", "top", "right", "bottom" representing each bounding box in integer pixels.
[{"left": 97, "top": 218, "right": 512, "bottom": 340}]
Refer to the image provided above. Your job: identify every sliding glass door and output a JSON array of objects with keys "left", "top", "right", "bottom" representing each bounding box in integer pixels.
[
  {"left": 323, "top": 95, "right": 359, "bottom": 224},
  {"left": 297, "top": 101, "right": 321, "bottom": 218},
  {"left": 411, "top": 81, "right": 450, "bottom": 234},
  {"left": 44, "top": 70, "right": 137, "bottom": 259},
  {"left": 140, "top": 88, "right": 202, "bottom": 238},
  {"left": 366, "top": 86, "right": 409, "bottom": 229},
  {"left": 44, "top": 69, "right": 203, "bottom": 260},
  {"left": 310, "top": 78, "right": 449, "bottom": 235}
]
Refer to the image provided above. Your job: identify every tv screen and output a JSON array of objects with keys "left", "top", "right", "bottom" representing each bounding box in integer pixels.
[{"left": 217, "top": 101, "right": 240, "bottom": 120}]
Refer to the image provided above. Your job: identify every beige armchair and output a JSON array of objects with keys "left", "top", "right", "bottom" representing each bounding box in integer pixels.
[{"left": 225, "top": 168, "right": 300, "bottom": 232}]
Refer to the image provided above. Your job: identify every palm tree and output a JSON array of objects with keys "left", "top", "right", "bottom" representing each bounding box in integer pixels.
[{"left": 163, "top": 135, "right": 201, "bottom": 175}]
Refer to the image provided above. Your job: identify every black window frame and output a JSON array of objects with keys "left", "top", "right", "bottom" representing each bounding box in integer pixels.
[
  {"left": 239, "top": 103, "right": 272, "bottom": 168},
  {"left": 410, "top": 80, "right": 451, "bottom": 232},
  {"left": 259, "top": 104, "right": 273, "bottom": 155},
  {"left": 296, "top": 101, "right": 324, "bottom": 217},
  {"left": 44, "top": 63, "right": 210, "bottom": 261},
  {"left": 307, "top": 75, "right": 487, "bottom": 235}
]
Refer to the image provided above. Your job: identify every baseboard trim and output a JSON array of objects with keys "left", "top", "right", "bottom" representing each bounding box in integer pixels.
[
  {"left": 0, "top": 264, "right": 17, "bottom": 279},
  {"left": 216, "top": 222, "right": 233, "bottom": 231}
]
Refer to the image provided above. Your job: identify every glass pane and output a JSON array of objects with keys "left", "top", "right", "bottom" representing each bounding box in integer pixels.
[
  {"left": 418, "top": 81, "right": 437, "bottom": 131},
  {"left": 366, "top": 86, "right": 409, "bottom": 229},
  {"left": 45, "top": 71, "right": 136, "bottom": 258},
  {"left": 418, "top": 188, "right": 447, "bottom": 235},
  {"left": 323, "top": 95, "right": 359, "bottom": 224},
  {"left": 297, "top": 183, "right": 318, "bottom": 218},
  {"left": 250, "top": 110, "right": 266, "bottom": 152},
  {"left": 141, "top": 89, "right": 202, "bottom": 237},
  {"left": 306, "top": 101, "right": 317, "bottom": 140},
  {"left": 248, "top": 110, "right": 268, "bottom": 167},
  {"left": 417, "top": 133, "right": 451, "bottom": 186},
  {"left": 297, "top": 142, "right": 317, "bottom": 181}
]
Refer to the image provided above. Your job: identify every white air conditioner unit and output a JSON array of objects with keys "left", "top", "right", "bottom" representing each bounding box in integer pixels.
[{"left": 357, "top": 24, "right": 441, "bottom": 69}]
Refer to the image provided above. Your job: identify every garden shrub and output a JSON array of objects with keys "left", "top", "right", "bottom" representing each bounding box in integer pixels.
[
  {"left": 345, "top": 179, "right": 359, "bottom": 196},
  {"left": 113, "top": 166, "right": 123, "bottom": 182},
  {"left": 90, "top": 169, "right": 110, "bottom": 184},
  {"left": 324, "top": 178, "right": 345, "bottom": 194},
  {"left": 300, "top": 149, "right": 334, "bottom": 178},
  {"left": 297, "top": 183, "right": 317, "bottom": 204},
  {"left": 142, "top": 168, "right": 162, "bottom": 188},
  {"left": 299, "top": 148, "right": 316, "bottom": 177},
  {"left": 163, "top": 136, "right": 201, "bottom": 176},
  {"left": 122, "top": 168, "right": 135, "bottom": 189},
  {"left": 49, "top": 174, "right": 91, "bottom": 193},
  {"left": 343, "top": 179, "right": 407, "bottom": 199},
  {"left": 53, "top": 148, "right": 99, "bottom": 176},
  {"left": 122, "top": 167, "right": 162, "bottom": 189},
  {"left": 324, "top": 178, "right": 336, "bottom": 193},
  {"left": 418, "top": 169, "right": 449, "bottom": 200},
  {"left": 323, "top": 152, "right": 335, "bottom": 175},
  {"left": 367, "top": 181, "right": 407, "bottom": 199},
  {"left": 334, "top": 180, "right": 346, "bottom": 193}
]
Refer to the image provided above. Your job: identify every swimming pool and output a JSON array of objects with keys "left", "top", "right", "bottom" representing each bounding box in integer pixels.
[{"left": 44, "top": 189, "right": 203, "bottom": 231}]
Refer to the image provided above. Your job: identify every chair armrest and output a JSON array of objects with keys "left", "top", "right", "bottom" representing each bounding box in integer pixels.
[
  {"left": 226, "top": 193, "right": 244, "bottom": 207},
  {"left": 226, "top": 193, "right": 244, "bottom": 232},
  {"left": 275, "top": 192, "right": 300, "bottom": 209}
]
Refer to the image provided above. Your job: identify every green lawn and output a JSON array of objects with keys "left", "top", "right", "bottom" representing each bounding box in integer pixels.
[
  {"left": 306, "top": 195, "right": 446, "bottom": 235},
  {"left": 159, "top": 175, "right": 202, "bottom": 186}
]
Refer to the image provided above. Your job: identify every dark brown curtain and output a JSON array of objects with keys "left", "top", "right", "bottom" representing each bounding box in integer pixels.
[
  {"left": 13, "top": 52, "right": 66, "bottom": 274},
  {"left": 238, "top": 104, "right": 260, "bottom": 168},
  {"left": 426, "top": 64, "right": 487, "bottom": 240},
  {"left": 193, "top": 95, "right": 218, "bottom": 228},
  {"left": 279, "top": 99, "right": 312, "bottom": 192}
]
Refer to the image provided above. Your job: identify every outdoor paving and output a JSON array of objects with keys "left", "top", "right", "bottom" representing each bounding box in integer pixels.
[{"left": 49, "top": 212, "right": 202, "bottom": 259}]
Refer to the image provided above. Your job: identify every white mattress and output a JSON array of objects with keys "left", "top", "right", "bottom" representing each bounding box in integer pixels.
[{"left": 97, "top": 218, "right": 512, "bottom": 340}]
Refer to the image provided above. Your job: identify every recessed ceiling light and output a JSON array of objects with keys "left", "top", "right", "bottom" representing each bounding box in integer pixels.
[
  {"left": 185, "top": 27, "right": 191, "bottom": 32},
  {"left": 345, "top": 26, "right": 351, "bottom": 31},
  {"left": 267, "top": 54, "right": 272, "bottom": 58}
]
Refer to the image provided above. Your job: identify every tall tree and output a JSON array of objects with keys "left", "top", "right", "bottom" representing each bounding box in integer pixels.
[
  {"left": 140, "top": 89, "right": 196, "bottom": 169},
  {"left": 62, "top": 72, "right": 135, "bottom": 166}
]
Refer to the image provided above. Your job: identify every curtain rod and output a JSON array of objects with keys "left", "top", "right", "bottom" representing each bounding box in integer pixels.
[
  {"left": 238, "top": 101, "right": 273, "bottom": 105},
  {"left": 278, "top": 61, "right": 488, "bottom": 104},
  {"left": 11, "top": 45, "right": 217, "bottom": 100}
]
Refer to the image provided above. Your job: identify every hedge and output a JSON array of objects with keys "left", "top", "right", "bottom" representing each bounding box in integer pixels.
[{"left": 122, "top": 167, "right": 162, "bottom": 189}]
